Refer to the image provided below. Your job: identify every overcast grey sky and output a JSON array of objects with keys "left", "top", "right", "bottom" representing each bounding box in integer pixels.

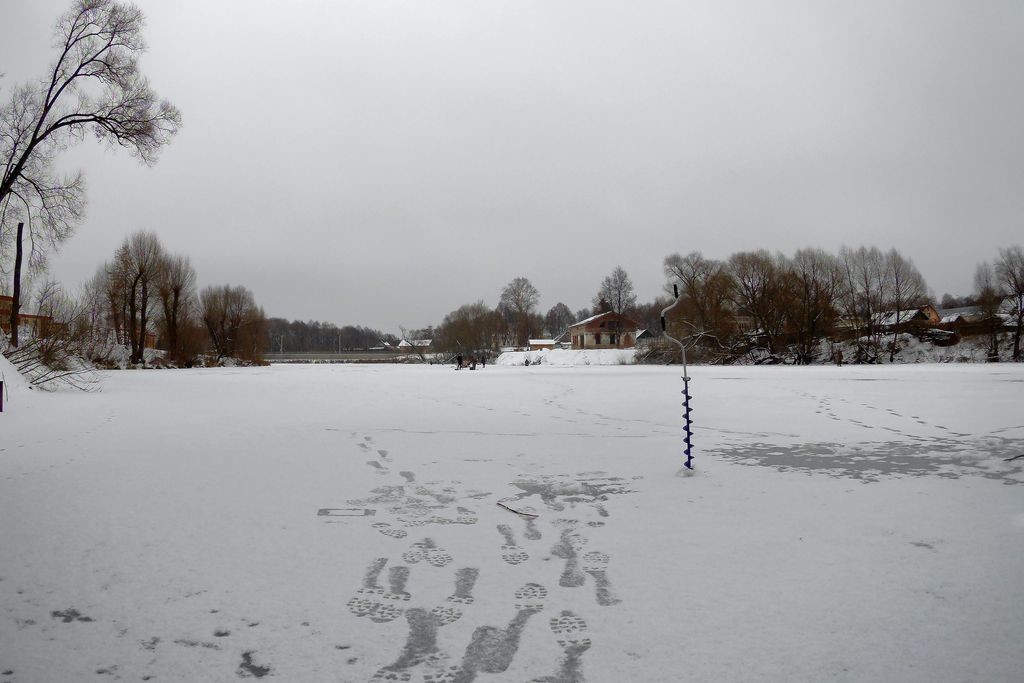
[{"left": 2, "top": 0, "right": 1022, "bottom": 333}]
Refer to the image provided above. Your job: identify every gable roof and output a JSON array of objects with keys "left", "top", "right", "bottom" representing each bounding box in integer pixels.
[
  {"left": 873, "top": 305, "right": 939, "bottom": 328},
  {"left": 568, "top": 310, "right": 640, "bottom": 330}
]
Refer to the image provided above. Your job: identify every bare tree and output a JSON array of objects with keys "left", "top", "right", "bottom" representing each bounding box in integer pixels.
[
  {"left": 630, "top": 297, "right": 671, "bottom": 337},
  {"left": 101, "top": 257, "right": 131, "bottom": 346},
  {"left": 1, "top": 169, "right": 84, "bottom": 346},
  {"left": 1, "top": 0, "right": 178, "bottom": 346},
  {"left": 200, "top": 284, "right": 266, "bottom": 362},
  {"left": 995, "top": 245, "right": 1024, "bottom": 360},
  {"left": 663, "top": 251, "right": 734, "bottom": 356},
  {"left": 543, "top": 302, "right": 574, "bottom": 339},
  {"left": 74, "top": 262, "right": 115, "bottom": 358},
  {"left": 116, "top": 231, "right": 163, "bottom": 364},
  {"left": 434, "top": 301, "right": 500, "bottom": 355},
  {"left": 728, "top": 250, "right": 787, "bottom": 354},
  {"left": 884, "top": 249, "right": 928, "bottom": 362},
  {"left": 157, "top": 253, "right": 196, "bottom": 364},
  {"left": 0, "top": 0, "right": 180, "bottom": 207},
  {"left": 784, "top": 248, "right": 843, "bottom": 364},
  {"left": 4, "top": 280, "right": 101, "bottom": 390},
  {"left": 975, "top": 261, "right": 1002, "bottom": 360},
  {"left": 499, "top": 277, "right": 540, "bottom": 346},
  {"left": 593, "top": 266, "right": 637, "bottom": 315},
  {"left": 838, "top": 245, "right": 888, "bottom": 362}
]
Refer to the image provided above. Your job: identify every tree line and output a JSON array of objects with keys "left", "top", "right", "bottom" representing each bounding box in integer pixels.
[
  {"left": 5, "top": 230, "right": 266, "bottom": 374},
  {"left": 416, "top": 244, "right": 1023, "bottom": 364},
  {"left": 265, "top": 318, "right": 397, "bottom": 354}
]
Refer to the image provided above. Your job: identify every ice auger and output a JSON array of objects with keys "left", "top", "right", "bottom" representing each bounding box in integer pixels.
[{"left": 661, "top": 285, "right": 694, "bottom": 469}]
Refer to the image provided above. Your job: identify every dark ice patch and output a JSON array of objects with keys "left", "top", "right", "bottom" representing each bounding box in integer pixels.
[{"left": 709, "top": 436, "right": 1024, "bottom": 484}]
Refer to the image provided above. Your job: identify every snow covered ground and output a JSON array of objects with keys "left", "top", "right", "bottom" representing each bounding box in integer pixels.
[{"left": 1, "top": 362, "right": 1022, "bottom": 682}]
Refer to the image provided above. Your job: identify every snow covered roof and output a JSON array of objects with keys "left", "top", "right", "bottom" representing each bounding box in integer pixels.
[
  {"left": 398, "top": 339, "right": 431, "bottom": 348},
  {"left": 529, "top": 339, "right": 556, "bottom": 345},
  {"left": 938, "top": 306, "right": 984, "bottom": 324},
  {"left": 873, "top": 305, "right": 939, "bottom": 328},
  {"left": 873, "top": 309, "right": 922, "bottom": 327},
  {"left": 570, "top": 312, "right": 607, "bottom": 327},
  {"left": 568, "top": 310, "right": 640, "bottom": 330}
]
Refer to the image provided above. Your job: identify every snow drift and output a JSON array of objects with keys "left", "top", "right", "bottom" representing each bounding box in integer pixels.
[{"left": 495, "top": 348, "right": 635, "bottom": 366}]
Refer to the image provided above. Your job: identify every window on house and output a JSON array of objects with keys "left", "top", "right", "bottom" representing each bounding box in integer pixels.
[
  {"left": 610, "top": 334, "right": 617, "bottom": 345},
  {"left": 595, "top": 333, "right": 602, "bottom": 345}
]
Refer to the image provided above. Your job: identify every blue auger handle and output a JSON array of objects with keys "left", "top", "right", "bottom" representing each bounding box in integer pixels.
[{"left": 682, "top": 376, "right": 694, "bottom": 469}]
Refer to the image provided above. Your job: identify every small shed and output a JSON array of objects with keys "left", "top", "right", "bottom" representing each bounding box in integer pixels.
[
  {"left": 634, "top": 328, "right": 655, "bottom": 347},
  {"left": 528, "top": 339, "right": 557, "bottom": 351}
]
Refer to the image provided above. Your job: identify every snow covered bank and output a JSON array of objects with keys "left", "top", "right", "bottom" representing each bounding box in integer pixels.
[
  {"left": 496, "top": 347, "right": 635, "bottom": 366},
  {"left": 0, "top": 350, "right": 29, "bottom": 397},
  {"left": 824, "top": 332, "right": 1020, "bottom": 364}
]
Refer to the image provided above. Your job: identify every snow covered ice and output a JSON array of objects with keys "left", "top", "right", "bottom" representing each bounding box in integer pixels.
[{"left": 1, "top": 362, "right": 1023, "bottom": 681}]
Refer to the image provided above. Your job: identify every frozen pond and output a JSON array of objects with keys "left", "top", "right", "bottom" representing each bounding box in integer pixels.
[{"left": 1, "top": 363, "right": 1022, "bottom": 681}]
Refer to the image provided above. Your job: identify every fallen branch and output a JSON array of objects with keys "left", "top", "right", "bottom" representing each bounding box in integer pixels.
[
  {"left": 1004, "top": 454, "right": 1024, "bottom": 462},
  {"left": 497, "top": 501, "right": 539, "bottom": 518}
]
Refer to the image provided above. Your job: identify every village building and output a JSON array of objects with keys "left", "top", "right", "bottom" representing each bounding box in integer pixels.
[
  {"left": 873, "top": 304, "right": 941, "bottom": 331},
  {"left": 397, "top": 338, "right": 432, "bottom": 354},
  {"left": 2, "top": 295, "right": 164, "bottom": 348},
  {"left": 528, "top": 339, "right": 556, "bottom": 351},
  {"left": 0, "top": 295, "right": 56, "bottom": 339},
  {"left": 567, "top": 311, "right": 641, "bottom": 350}
]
